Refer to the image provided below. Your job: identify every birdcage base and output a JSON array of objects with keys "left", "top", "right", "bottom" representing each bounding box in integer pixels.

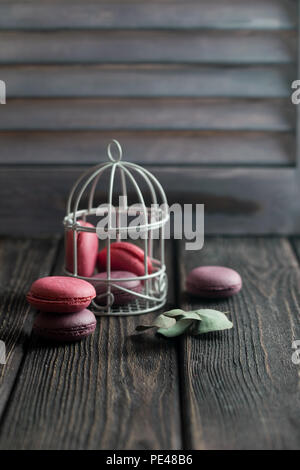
[
  {"left": 64, "top": 267, "right": 168, "bottom": 317},
  {"left": 91, "top": 295, "right": 167, "bottom": 317}
]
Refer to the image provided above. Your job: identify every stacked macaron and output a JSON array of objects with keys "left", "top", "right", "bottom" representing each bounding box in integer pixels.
[{"left": 27, "top": 276, "right": 97, "bottom": 342}]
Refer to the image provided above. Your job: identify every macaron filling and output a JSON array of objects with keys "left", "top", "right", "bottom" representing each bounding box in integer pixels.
[
  {"left": 186, "top": 281, "right": 241, "bottom": 293},
  {"left": 27, "top": 293, "right": 95, "bottom": 304},
  {"left": 34, "top": 323, "right": 96, "bottom": 338}
]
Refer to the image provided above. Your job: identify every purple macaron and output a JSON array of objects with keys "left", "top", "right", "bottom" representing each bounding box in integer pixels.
[
  {"left": 186, "top": 266, "right": 242, "bottom": 299},
  {"left": 33, "top": 308, "right": 97, "bottom": 342},
  {"left": 93, "top": 270, "right": 142, "bottom": 305}
]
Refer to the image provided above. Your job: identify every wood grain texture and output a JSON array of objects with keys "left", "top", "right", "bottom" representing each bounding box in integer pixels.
[
  {"left": 0, "top": 237, "right": 59, "bottom": 417},
  {"left": 0, "top": 0, "right": 296, "bottom": 30},
  {"left": 0, "top": 241, "right": 181, "bottom": 450},
  {"left": 3, "top": 65, "right": 295, "bottom": 98},
  {"left": 0, "top": 130, "right": 294, "bottom": 165},
  {"left": 0, "top": 99, "right": 294, "bottom": 131},
  {"left": 0, "top": 167, "right": 299, "bottom": 235},
  {"left": 0, "top": 30, "right": 296, "bottom": 64},
  {"left": 178, "top": 237, "right": 300, "bottom": 449}
]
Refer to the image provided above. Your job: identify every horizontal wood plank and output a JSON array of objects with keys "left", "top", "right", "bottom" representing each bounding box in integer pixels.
[
  {"left": 0, "top": 0, "right": 296, "bottom": 29},
  {"left": 0, "top": 241, "right": 181, "bottom": 450},
  {"left": 0, "top": 130, "right": 295, "bottom": 166},
  {"left": 3, "top": 65, "right": 295, "bottom": 98},
  {"left": 178, "top": 237, "right": 300, "bottom": 449},
  {"left": 0, "top": 30, "right": 296, "bottom": 64},
  {"left": 0, "top": 166, "right": 299, "bottom": 235},
  {"left": 0, "top": 0, "right": 296, "bottom": 31},
  {"left": 0, "top": 237, "right": 59, "bottom": 417},
  {"left": 0, "top": 99, "right": 294, "bottom": 131}
]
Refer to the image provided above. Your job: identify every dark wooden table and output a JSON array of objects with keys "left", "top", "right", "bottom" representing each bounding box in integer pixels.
[{"left": 0, "top": 236, "right": 299, "bottom": 450}]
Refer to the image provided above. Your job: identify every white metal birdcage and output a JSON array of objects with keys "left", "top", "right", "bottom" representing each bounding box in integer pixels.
[{"left": 63, "top": 140, "right": 169, "bottom": 316}]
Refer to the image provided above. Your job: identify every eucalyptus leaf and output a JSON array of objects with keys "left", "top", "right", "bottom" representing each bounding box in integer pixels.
[
  {"left": 135, "top": 308, "right": 233, "bottom": 337},
  {"left": 177, "top": 311, "right": 202, "bottom": 321},
  {"left": 158, "top": 318, "right": 195, "bottom": 337},
  {"left": 194, "top": 309, "right": 233, "bottom": 335},
  {"left": 153, "top": 315, "right": 176, "bottom": 329},
  {"left": 163, "top": 309, "right": 186, "bottom": 318},
  {"left": 135, "top": 314, "right": 175, "bottom": 332}
]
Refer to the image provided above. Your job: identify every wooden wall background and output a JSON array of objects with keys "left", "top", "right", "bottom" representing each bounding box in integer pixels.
[{"left": 0, "top": 0, "right": 299, "bottom": 234}]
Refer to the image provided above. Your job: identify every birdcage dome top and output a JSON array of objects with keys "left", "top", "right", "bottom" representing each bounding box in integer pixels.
[{"left": 64, "top": 140, "right": 169, "bottom": 234}]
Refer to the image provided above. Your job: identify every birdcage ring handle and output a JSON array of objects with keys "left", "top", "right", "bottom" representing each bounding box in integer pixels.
[{"left": 107, "top": 140, "right": 123, "bottom": 162}]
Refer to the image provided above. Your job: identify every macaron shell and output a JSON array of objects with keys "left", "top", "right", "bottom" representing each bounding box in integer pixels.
[
  {"left": 33, "top": 309, "right": 97, "bottom": 342},
  {"left": 93, "top": 270, "right": 142, "bottom": 305},
  {"left": 97, "top": 242, "right": 152, "bottom": 277},
  {"left": 26, "top": 276, "right": 96, "bottom": 313},
  {"left": 66, "top": 220, "right": 98, "bottom": 277},
  {"left": 109, "top": 242, "right": 151, "bottom": 267},
  {"left": 186, "top": 266, "right": 242, "bottom": 299}
]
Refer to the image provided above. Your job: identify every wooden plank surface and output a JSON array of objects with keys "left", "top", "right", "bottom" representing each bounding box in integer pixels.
[
  {"left": 0, "top": 240, "right": 181, "bottom": 450},
  {"left": 0, "top": 31, "right": 296, "bottom": 64},
  {"left": 0, "top": 99, "right": 294, "bottom": 131},
  {"left": 0, "top": 236, "right": 299, "bottom": 449},
  {"left": 0, "top": 237, "right": 59, "bottom": 417},
  {"left": 178, "top": 237, "right": 300, "bottom": 449},
  {"left": 0, "top": 0, "right": 296, "bottom": 31},
  {"left": 0, "top": 130, "right": 294, "bottom": 166},
  {"left": 3, "top": 65, "right": 294, "bottom": 98},
  {"left": 0, "top": 166, "right": 299, "bottom": 235}
]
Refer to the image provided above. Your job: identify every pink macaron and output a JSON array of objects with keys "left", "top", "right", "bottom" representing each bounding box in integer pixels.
[
  {"left": 33, "top": 309, "right": 97, "bottom": 342},
  {"left": 97, "top": 242, "right": 152, "bottom": 277},
  {"left": 26, "top": 276, "right": 96, "bottom": 313},
  {"left": 66, "top": 220, "right": 98, "bottom": 277},
  {"left": 186, "top": 266, "right": 242, "bottom": 299},
  {"left": 93, "top": 270, "right": 142, "bottom": 305}
]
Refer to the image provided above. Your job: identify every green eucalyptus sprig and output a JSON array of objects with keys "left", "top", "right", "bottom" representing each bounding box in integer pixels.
[{"left": 136, "top": 308, "right": 233, "bottom": 337}]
